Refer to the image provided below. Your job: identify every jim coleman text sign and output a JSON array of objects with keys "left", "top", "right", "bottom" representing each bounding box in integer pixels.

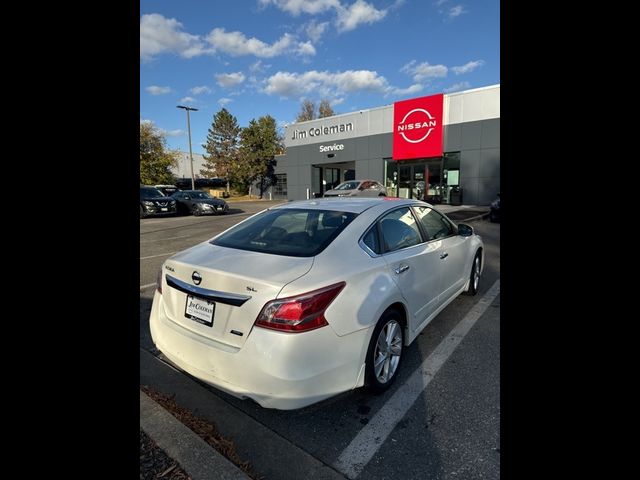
[{"left": 392, "top": 93, "right": 444, "bottom": 160}]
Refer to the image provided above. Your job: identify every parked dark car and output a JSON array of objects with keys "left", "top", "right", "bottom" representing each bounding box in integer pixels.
[
  {"left": 489, "top": 193, "right": 501, "bottom": 223},
  {"left": 140, "top": 186, "right": 177, "bottom": 218},
  {"left": 171, "top": 190, "right": 229, "bottom": 216},
  {"left": 155, "top": 184, "right": 180, "bottom": 196}
]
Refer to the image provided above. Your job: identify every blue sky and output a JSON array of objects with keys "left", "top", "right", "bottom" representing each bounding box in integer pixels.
[{"left": 140, "top": 0, "right": 499, "bottom": 153}]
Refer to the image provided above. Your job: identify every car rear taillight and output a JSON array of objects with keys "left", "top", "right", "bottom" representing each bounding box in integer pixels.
[
  {"left": 156, "top": 268, "right": 163, "bottom": 294},
  {"left": 255, "top": 282, "right": 346, "bottom": 333}
]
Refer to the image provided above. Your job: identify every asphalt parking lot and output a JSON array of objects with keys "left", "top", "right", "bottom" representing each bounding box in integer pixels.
[{"left": 140, "top": 200, "right": 500, "bottom": 480}]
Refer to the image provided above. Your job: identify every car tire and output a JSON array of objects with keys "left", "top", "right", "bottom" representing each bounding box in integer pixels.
[
  {"left": 489, "top": 211, "right": 498, "bottom": 223},
  {"left": 191, "top": 205, "right": 201, "bottom": 217},
  {"left": 365, "top": 309, "right": 404, "bottom": 393},
  {"left": 140, "top": 205, "right": 146, "bottom": 219},
  {"left": 464, "top": 252, "right": 481, "bottom": 296}
]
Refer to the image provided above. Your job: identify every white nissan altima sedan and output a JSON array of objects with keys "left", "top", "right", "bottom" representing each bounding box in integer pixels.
[{"left": 149, "top": 198, "right": 484, "bottom": 409}]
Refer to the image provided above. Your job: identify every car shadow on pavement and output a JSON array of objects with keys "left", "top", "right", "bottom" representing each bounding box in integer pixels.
[{"left": 140, "top": 294, "right": 156, "bottom": 353}]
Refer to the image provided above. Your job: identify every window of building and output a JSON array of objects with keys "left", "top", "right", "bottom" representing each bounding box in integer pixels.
[{"left": 274, "top": 174, "right": 287, "bottom": 197}]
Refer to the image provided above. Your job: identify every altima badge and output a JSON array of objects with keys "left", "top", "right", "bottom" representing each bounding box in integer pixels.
[
  {"left": 192, "top": 271, "right": 202, "bottom": 285},
  {"left": 246, "top": 286, "right": 257, "bottom": 292}
]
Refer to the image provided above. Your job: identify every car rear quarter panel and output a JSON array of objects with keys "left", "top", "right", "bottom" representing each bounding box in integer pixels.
[{"left": 276, "top": 205, "right": 407, "bottom": 338}]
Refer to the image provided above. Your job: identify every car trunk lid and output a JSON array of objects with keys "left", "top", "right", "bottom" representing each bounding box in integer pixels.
[{"left": 160, "top": 242, "right": 313, "bottom": 349}]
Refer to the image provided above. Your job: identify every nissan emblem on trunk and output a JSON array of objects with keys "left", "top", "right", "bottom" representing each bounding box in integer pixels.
[{"left": 191, "top": 271, "right": 202, "bottom": 285}]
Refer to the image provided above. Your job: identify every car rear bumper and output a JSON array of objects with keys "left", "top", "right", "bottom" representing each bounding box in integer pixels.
[{"left": 149, "top": 292, "right": 370, "bottom": 409}]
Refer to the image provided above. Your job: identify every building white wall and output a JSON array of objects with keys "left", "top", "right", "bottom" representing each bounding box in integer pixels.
[
  {"left": 171, "top": 151, "right": 208, "bottom": 179},
  {"left": 284, "top": 84, "right": 500, "bottom": 148}
]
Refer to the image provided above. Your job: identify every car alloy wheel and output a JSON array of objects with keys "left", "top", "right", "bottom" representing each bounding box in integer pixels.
[
  {"left": 366, "top": 309, "right": 404, "bottom": 392},
  {"left": 465, "top": 252, "right": 481, "bottom": 295}
]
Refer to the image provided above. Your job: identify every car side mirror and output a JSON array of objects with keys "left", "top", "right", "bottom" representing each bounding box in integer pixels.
[{"left": 458, "top": 223, "right": 474, "bottom": 237}]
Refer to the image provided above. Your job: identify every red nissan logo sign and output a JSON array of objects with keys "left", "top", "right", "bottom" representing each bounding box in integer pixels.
[{"left": 393, "top": 94, "right": 443, "bottom": 160}]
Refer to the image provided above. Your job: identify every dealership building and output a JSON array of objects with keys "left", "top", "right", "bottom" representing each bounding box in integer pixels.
[{"left": 274, "top": 84, "right": 499, "bottom": 205}]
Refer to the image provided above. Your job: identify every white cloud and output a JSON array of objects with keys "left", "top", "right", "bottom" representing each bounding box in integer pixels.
[
  {"left": 259, "top": 0, "right": 339, "bottom": 16},
  {"left": 390, "top": 84, "right": 424, "bottom": 96},
  {"left": 141, "top": 14, "right": 315, "bottom": 61},
  {"left": 336, "top": 0, "right": 387, "bottom": 33},
  {"left": 331, "top": 97, "right": 345, "bottom": 105},
  {"left": 389, "top": 0, "right": 406, "bottom": 10},
  {"left": 451, "top": 60, "right": 484, "bottom": 74},
  {"left": 434, "top": 0, "right": 448, "bottom": 6},
  {"left": 179, "top": 96, "right": 196, "bottom": 104},
  {"left": 444, "top": 81, "right": 470, "bottom": 92},
  {"left": 249, "top": 60, "right": 271, "bottom": 73},
  {"left": 146, "top": 85, "right": 171, "bottom": 95},
  {"left": 140, "top": 118, "right": 185, "bottom": 137},
  {"left": 264, "top": 69, "right": 389, "bottom": 98},
  {"left": 262, "top": 0, "right": 397, "bottom": 33},
  {"left": 215, "top": 72, "right": 246, "bottom": 88},
  {"left": 296, "top": 41, "right": 317, "bottom": 56},
  {"left": 449, "top": 5, "right": 466, "bottom": 18},
  {"left": 218, "top": 98, "right": 233, "bottom": 106},
  {"left": 306, "top": 20, "right": 329, "bottom": 42},
  {"left": 401, "top": 60, "right": 448, "bottom": 82},
  {"left": 162, "top": 129, "right": 186, "bottom": 137},
  {"left": 207, "top": 28, "right": 314, "bottom": 58},
  {"left": 140, "top": 14, "right": 208, "bottom": 60},
  {"left": 190, "top": 86, "right": 211, "bottom": 95}
]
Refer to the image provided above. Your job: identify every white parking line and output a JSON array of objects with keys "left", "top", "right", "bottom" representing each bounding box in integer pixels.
[
  {"left": 140, "top": 283, "right": 157, "bottom": 291},
  {"left": 140, "top": 252, "right": 176, "bottom": 260},
  {"left": 333, "top": 279, "right": 500, "bottom": 479}
]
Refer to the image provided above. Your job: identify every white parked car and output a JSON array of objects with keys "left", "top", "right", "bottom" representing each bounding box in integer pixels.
[
  {"left": 323, "top": 179, "right": 386, "bottom": 197},
  {"left": 149, "top": 198, "right": 484, "bottom": 409}
]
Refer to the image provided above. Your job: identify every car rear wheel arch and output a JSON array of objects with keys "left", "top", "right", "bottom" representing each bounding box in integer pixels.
[{"left": 364, "top": 305, "right": 407, "bottom": 392}]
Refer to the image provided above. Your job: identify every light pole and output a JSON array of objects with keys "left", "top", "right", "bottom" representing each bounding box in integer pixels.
[{"left": 177, "top": 105, "right": 198, "bottom": 190}]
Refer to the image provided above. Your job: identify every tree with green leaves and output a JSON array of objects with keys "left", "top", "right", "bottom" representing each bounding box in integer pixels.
[
  {"left": 140, "top": 122, "right": 178, "bottom": 185},
  {"left": 201, "top": 108, "right": 241, "bottom": 193},
  {"left": 295, "top": 98, "right": 335, "bottom": 122},
  {"left": 239, "top": 115, "right": 283, "bottom": 197}
]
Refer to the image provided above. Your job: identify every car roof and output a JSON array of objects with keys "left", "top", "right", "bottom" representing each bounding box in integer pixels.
[{"left": 272, "top": 197, "right": 427, "bottom": 214}]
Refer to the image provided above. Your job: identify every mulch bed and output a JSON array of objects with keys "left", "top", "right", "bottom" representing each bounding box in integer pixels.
[
  {"left": 141, "top": 386, "right": 260, "bottom": 480},
  {"left": 140, "top": 429, "right": 191, "bottom": 480}
]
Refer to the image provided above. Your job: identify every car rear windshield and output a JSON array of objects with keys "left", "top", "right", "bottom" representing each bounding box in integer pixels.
[
  {"left": 211, "top": 208, "right": 357, "bottom": 257},
  {"left": 140, "top": 187, "right": 164, "bottom": 198}
]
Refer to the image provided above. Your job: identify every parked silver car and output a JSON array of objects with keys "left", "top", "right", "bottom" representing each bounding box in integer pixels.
[{"left": 323, "top": 180, "right": 386, "bottom": 197}]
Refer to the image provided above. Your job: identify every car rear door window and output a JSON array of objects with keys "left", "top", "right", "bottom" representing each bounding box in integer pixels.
[
  {"left": 378, "top": 207, "right": 424, "bottom": 253},
  {"left": 362, "top": 227, "right": 381, "bottom": 254}
]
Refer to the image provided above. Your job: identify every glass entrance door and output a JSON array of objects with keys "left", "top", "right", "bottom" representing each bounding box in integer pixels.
[{"left": 388, "top": 160, "right": 443, "bottom": 202}]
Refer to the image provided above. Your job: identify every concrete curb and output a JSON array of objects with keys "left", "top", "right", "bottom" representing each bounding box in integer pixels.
[
  {"left": 141, "top": 348, "right": 346, "bottom": 480},
  {"left": 140, "top": 390, "right": 250, "bottom": 480}
]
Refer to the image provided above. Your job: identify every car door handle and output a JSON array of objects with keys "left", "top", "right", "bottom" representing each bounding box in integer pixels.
[
  {"left": 395, "top": 264, "right": 410, "bottom": 274},
  {"left": 440, "top": 253, "right": 449, "bottom": 259}
]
